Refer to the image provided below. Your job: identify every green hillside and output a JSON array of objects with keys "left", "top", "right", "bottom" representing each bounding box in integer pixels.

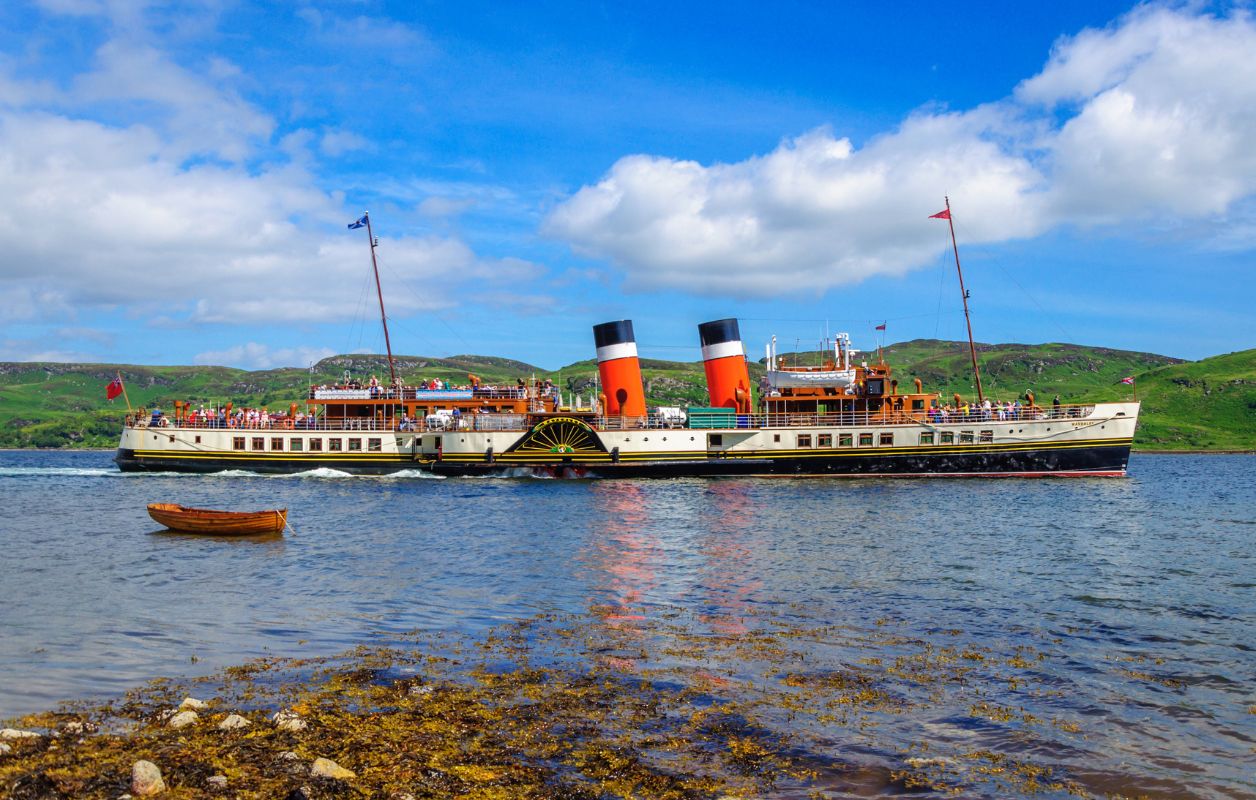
[
  {"left": 0, "top": 341, "right": 1251, "bottom": 451},
  {"left": 1127, "top": 349, "right": 1256, "bottom": 450}
]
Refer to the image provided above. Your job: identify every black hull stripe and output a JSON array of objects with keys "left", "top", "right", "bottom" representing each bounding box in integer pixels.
[{"left": 117, "top": 442, "right": 1131, "bottom": 477}]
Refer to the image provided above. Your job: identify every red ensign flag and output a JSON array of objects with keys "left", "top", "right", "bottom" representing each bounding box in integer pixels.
[
  {"left": 929, "top": 209, "right": 951, "bottom": 220},
  {"left": 1120, "top": 376, "right": 1135, "bottom": 385},
  {"left": 875, "top": 322, "right": 886, "bottom": 331},
  {"left": 106, "top": 377, "right": 124, "bottom": 400}
]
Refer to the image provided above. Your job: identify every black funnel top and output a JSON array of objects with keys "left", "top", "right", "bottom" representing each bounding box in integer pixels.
[
  {"left": 593, "top": 320, "right": 636, "bottom": 348},
  {"left": 698, "top": 318, "right": 741, "bottom": 346}
]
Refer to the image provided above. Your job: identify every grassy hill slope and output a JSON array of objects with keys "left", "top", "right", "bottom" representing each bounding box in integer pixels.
[
  {"left": 0, "top": 342, "right": 1250, "bottom": 451},
  {"left": 1127, "top": 349, "right": 1256, "bottom": 450}
]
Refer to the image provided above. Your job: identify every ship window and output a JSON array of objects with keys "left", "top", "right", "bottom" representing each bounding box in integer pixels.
[
  {"left": 348, "top": 438, "right": 362, "bottom": 451},
  {"left": 252, "top": 437, "right": 265, "bottom": 451},
  {"left": 271, "top": 437, "right": 284, "bottom": 451},
  {"left": 368, "top": 437, "right": 382, "bottom": 452},
  {"left": 773, "top": 433, "right": 781, "bottom": 442},
  {"left": 233, "top": 437, "right": 245, "bottom": 450},
  {"left": 879, "top": 432, "right": 894, "bottom": 446},
  {"left": 708, "top": 434, "right": 723, "bottom": 447},
  {"left": 980, "top": 430, "right": 994, "bottom": 443},
  {"left": 194, "top": 435, "right": 201, "bottom": 444},
  {"left": 290, "top": 438, "right": 303, "bottom": 452},
  {"left": 919, "top": 432, "right": 935, "bottom": 445},
  {"left": 940, "top": 431, "right": 954, "bottom": 444},
  {"left": 839, "top": 433, "right": 853, "bottom": 447},
  {"left": 960, "top": 431, "right": 974, "bottom": 443},
  {"left": 328, "top": 438, "right": 342, "bottom": 451},
  {"left": 796, "top": 434, "right": 812, "bottom": 448},
  {"left": 858, "top": 433, "right": 873, "bottom": 447},
  {"left": 818, "top": 434, "right": 833, "bottom": 448},
  {"left": 912, "top": 399, "right": 924, "bottom": 410},
  {"left": 309, "top": 438, "right": 322, "bottom": 451}
]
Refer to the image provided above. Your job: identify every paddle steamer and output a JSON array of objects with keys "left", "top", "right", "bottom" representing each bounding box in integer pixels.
[{"left": 114, "top": 204, "right": 1139, "bottom": 477}]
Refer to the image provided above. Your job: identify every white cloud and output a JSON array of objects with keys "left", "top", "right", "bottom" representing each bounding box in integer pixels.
[
  {"left": 71, "top": 41, "right": 274, "bottom": 162},
  {"left": 192, "top": 342, "right": 336, "bottom": 370},
  {"left": 1024, "top": 7, "right": 1256, "bottom": 223},
  {"left": 54, "top": 326, "right": 116, "bottom": 346},
  {"left": 547, "top": 6, "right": 1256, "bottom": 297},
  {"left": 547, "top": 117, "right": 1044, "bottom": 296},
  {"left": 418, "top": 196, "right": 475, "bottom": 218},
  {"left": 0, "top": 336, "right": 98, "bottom": 362},
  {"left": 296, "top": 8, "right": 430, "bottom": 58},
  {"left": 0, "top": 32, "right": 543, "bottom": 330},
  {"left": 319, "top": 128, "right": 370, "bottom": 157}
]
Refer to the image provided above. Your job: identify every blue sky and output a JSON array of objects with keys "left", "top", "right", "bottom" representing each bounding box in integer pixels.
[{"left": 0, "top": 1, "right": 1252, "bottom": 369}]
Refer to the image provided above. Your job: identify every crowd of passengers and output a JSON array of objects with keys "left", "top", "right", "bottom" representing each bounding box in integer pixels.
[
  {"left": 310, "top": 375, "right": 556, "bottom": 399},
  {"left": 139, "top": 407, "right": 321, "bottom": 429},
  {"left": 928, "top": 395, "right": 1074, "bottom": 423}
]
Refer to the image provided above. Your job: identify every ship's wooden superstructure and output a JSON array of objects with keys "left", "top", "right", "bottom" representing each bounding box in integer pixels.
[
  {"left": 115, "top": 205, "right": 1140, "bottom": 478},
  {"left": 116, "top": 387, "right": 1138, "bottom": 477}
]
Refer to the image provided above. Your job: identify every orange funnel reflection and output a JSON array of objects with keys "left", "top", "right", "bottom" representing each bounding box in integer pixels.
[
  {"left": 586, "top": 482, "right": 656, "bottom": 626},
  {"left": 695, "top": 483, "right": 762, "bottom": 637}
]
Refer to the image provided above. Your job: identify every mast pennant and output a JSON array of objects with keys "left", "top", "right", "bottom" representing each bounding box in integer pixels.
[{"left": 928, "top": 208, "right": 951, "bottom": 220}]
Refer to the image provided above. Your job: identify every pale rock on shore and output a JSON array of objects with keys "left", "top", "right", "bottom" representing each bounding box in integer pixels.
[
  {"left": 131, "top": 759, "right": 166, "bottom": 796},
  {"left": 273, "top": 708, "right": 308, "bottom": 731},
  {"left": 310, "top": 756, "right": 355, "bottom": 779}
]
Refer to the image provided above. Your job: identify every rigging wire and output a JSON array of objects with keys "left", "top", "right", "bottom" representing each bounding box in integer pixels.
[
  {"left": 948, "top": 214, "right": 1074, "bottom": 344},
  {"left": 345, "top": 268, "right": 374, "bottom": 358},
  {"left": 374, "top": 248, "right": 474, "bottom": 356}
]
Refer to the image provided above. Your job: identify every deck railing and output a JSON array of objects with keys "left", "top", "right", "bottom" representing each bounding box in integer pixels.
[
  {"left": 307, "top": 386, "right": 534, "bottom": 401},
  {"left": 128, "top": 403, "right": 1101, "bottom": 434}
]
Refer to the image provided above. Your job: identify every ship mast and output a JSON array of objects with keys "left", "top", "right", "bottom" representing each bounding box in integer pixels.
[
  {"left": 941, "top": 196, "right": 985, "bottom": 404},
  {"left": 356, "top": 211, "right": 398, "bottom": 388}
]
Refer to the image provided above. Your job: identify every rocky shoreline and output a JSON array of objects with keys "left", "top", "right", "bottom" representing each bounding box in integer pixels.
[{"left": 2, "top": 608, "right": 1228, "bottom": 799}]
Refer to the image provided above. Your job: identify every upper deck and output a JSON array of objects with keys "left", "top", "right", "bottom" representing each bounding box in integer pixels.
[{"left": 125, "top": 400, "right": 1129, "bottom": 435}]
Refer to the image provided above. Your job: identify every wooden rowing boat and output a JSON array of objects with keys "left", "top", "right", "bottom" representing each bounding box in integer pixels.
[{"left": 147, "top": 503, "right": 287, "bottom": 535}]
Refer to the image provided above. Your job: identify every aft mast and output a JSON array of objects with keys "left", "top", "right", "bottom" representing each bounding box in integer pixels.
[
  {"left": 934, "top": 197, "right": 985, "bottom": 404},
  {"left": 351, "top": 211, "right": 398, "bottom": 388}
]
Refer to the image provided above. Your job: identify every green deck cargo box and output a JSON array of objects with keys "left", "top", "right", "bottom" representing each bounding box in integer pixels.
[{"left": 686, "top": 406, "right": 736, "bottom": 428}]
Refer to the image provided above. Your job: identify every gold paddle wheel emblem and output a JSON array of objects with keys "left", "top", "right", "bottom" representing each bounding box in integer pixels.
[{"left": 506, "top": 417, "right": 607, "bottom": 456}]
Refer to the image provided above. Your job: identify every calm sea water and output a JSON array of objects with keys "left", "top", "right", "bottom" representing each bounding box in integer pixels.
[{"left": 0, "top": 450, "right": 1252, "bottom": 798}]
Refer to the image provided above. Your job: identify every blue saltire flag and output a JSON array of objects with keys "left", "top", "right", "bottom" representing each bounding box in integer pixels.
[{"left": 348, "top": 214, "right": 368, "bottom": 229}]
